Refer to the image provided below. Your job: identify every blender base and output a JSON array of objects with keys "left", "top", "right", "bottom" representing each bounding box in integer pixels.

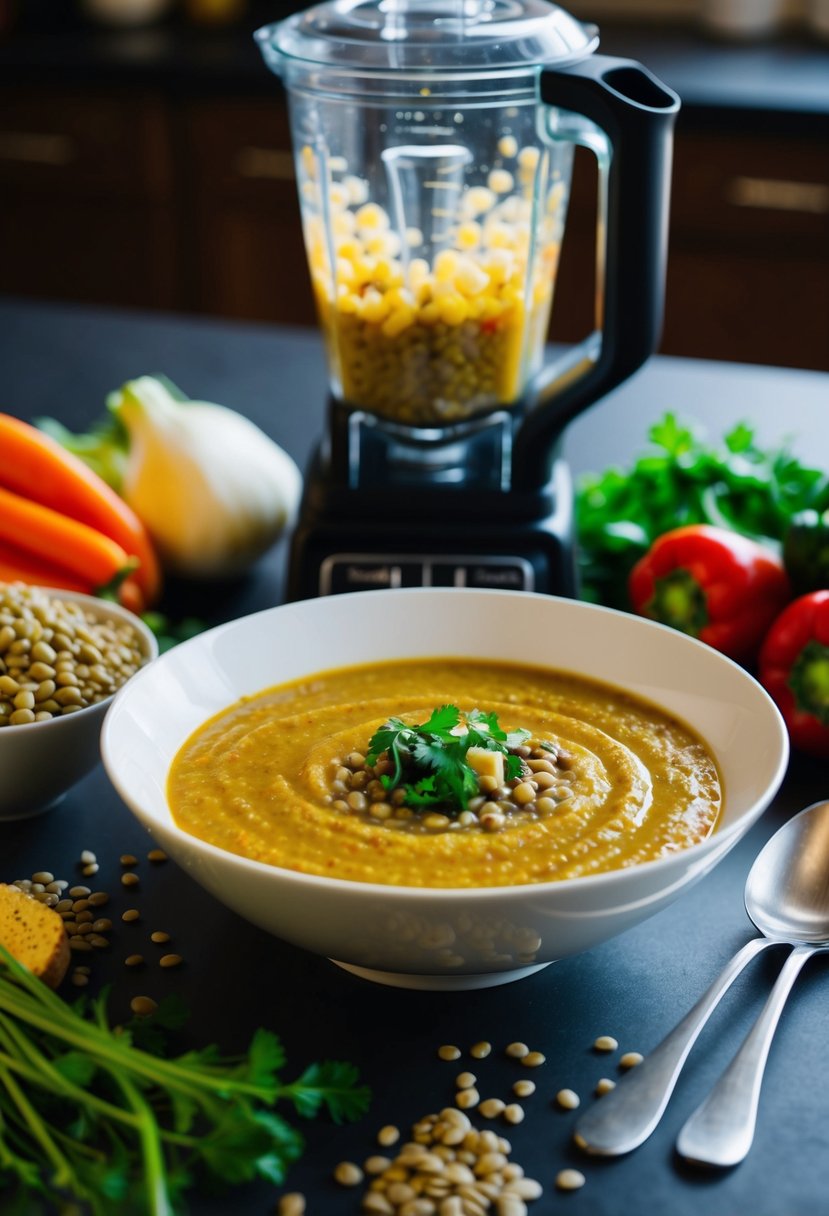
[
  {"left": 330, "top": 959, "right": 552, "bottom": 989},
  {"left": 287, "top": 449, "right": 577, "bottom": 600}
]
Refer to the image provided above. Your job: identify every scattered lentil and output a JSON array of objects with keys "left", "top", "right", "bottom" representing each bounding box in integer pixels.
[
  {"left": 512, "top": 1080, "right": 535, "bottom": 1099},
  {"left": 479, "top": 1098, "right": 506, "bottom": 1119},
  {"left": 125, "top": 955, "right": 145, "bottom": 968},
  {"left": 334, "top": 1161, "right": 364, "bottom": 1186},
  {"left": 619, "top": 1052, "right": 644, "bottom": 1069},
  {"left": 82, "top": 863, "right": 99, "bottom": 877},
  {"left": 555, "top": 1089, "right": 580, "bottom": 1111},
  {"left": 122, "top": 908, "right": 140, "bottom": 922},
  {"left": 456, "top": 1072, "right": 477, "bottom": 1089},
  {"left": 120, "top": 854, "right": 139, "bottom": 867},
  {"left": 79, "top": 850, "right": 97, "bottom": 866},
  {"left": 121, "top": 873, "right": 140, "bottom": 888},
  {"left": 521, "top": 1052, "right": 545, "bottom": 1068},
  {"left": 150, "top": 931, "right": 171, "bottom": 944},
  {"left": 277, "top": 1194, "right": 306, "bottom": 1216},
  {"left": 503, "top": 1104, "right": 525, "bottom": 1125},
  {"left": 438, "top": 1045, "right": 462, "bottom": 1062},
  {"left": 505, "top": 1042, "right": 529, "bottom": 1060},
  {"left": 595, "top": 1078, "right": 616, "bottom": 1096},
  {"left": 88, "top": 891, "right": 110, "bottom": 908},
  {"left": 593, "top": 1035, "right": 618, "bottom": 1053},
  {"left": 159, "top": 953, "right": 183, "bottom": 969},
  {"left": 147, "top": 849, "right": 168, "bottom": 863},
  {"left": 470, "top": 1041, "right": 492, "bottom": 1059},
  {"left": 130, "top": 995, "right": 158, "bottom": 1017},
  {"left": 377, "top": 1125, "right": 401, "bottom": 1148},
  {"left": 364, "top": 1155, "right": 393, "bottom": 1174},
  {"left": 455, "top": 1087, "right": 480, "bottom": 1110},
  {"left": 555, "top": 1168, "right": 586, "bottom": 1191}
]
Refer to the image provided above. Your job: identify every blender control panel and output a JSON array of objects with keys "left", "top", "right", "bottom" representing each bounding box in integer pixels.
[{"left": 319, "top": 553, "right": 535, "bottom": 595}]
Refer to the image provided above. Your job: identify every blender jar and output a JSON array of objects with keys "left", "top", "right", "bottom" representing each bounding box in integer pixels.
[{"left": 257, "top": 1, "right": 602, "bottom": 427}]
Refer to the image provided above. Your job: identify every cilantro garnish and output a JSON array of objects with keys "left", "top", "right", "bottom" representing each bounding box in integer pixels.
[{"left": 365, "top": 705, "right": 530, "bottom": 813}]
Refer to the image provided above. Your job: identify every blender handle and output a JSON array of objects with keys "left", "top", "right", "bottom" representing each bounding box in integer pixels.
[{"left": 512, "top": 56, "right": 680, "bottom": 490}]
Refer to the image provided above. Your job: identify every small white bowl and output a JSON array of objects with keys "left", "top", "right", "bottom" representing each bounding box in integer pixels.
[
  {"left": 102, "top": 589, "right": 788, "bottom": 989},
  {"left": 0, "top": 589, "right": 158, "bottom": 820}
]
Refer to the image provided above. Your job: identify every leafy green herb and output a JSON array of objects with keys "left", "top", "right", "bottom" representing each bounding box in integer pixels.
[
  {"left": 575, "top": 412, "right": 829, "bottom": 610},
  {"left": 0, "top": 945, "right": 370, "bottom": 1215},
  {"left": 366, "top": 705, "right": 530, "bottom": 813},
  {"left": 139, "top": 612, "right": 206, "bottom": 655}
]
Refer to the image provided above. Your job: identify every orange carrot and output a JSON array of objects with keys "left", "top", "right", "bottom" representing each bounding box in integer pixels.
[
  {"left": 0, "top": 483, "right": 140, "bottom": 594},
  {"left": 0, "top": 413, "right": 161, "bottom": 604},
  {"left": 0, "top": 541, "right": 90, "bottom": 595}
]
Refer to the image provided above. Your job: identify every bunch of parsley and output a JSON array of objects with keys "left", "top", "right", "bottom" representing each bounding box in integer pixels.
[
  {"left": 575, "top": 412, "right": 829, "bottom": 610},
  {"left": 0, "top": 945, "right": 369, "bottom": 1215},
  {"left": 366, "top": 705, "right": 530, "bottom": 812}
]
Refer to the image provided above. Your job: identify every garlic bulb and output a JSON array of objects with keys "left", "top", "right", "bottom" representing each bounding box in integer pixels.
[{"left": 108, "top": 376, "right": 302, "bottom": 578}]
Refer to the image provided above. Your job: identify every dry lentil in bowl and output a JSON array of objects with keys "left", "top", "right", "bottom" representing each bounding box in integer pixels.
[{"left": 0, "top": 583, "right": 147, "bottom": 727}]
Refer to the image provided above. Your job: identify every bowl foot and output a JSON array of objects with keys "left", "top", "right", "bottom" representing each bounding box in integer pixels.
[{"left": 330, "top": 959, "right": 551, "bottom": 990}]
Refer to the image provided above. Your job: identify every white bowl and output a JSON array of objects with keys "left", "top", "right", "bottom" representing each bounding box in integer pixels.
[
  {"left": 0, "top": 589, "right": 158, "bottom": 820},
  {"left": 101, "top": 589, "right": 788, "bottom": 989}
]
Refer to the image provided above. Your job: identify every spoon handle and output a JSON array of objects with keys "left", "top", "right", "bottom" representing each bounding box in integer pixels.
[
  {"left": 573, "top": 936, "right": 776, "bottom": 1156},
  {"left": 676, "top": 942, "right": 816, "bottom": 1168}
]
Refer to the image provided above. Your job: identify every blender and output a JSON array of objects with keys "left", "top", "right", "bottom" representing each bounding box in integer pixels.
[{"left": 255, "top": 1, "right": 680, "bottom": 600}]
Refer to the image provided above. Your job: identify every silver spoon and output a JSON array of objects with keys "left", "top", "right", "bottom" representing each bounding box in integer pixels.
[
  {"left": 574, "top": 799, "right": 829, "bottom": 1159},
  {"left": 676, "top": 799, "right": 829, "bottom": 1167}
]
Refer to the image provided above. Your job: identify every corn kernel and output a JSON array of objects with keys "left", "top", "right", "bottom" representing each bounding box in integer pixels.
[
  {"left": 463, "top": 186, "right": 496, "bottom": 217},
  {"left": 434, "top": 249, "right": 460, "bottom": 281},
  {"left": 454, "top": 260, "right": 489, "bottom": 297},
  {"left": 498, "top": 135, "right": 519, "bottom": 158},
  {"left": 488, "top": 168, "right": 515, "bottom": 194},
  {"left": 517, "top": 146, "right": 540, "bottom": 171},
  {"left": 456, "top": 221, "right": 482, "bottom": 250},
  {"left": 437, "top": 294, "right": 469, "bottom": 325},
  {"left": 355, "top": 202, "right": 389, "bottom": 230},
  {"left": 344, "top": 175, "right": 369, "bottom": 205},
  {"left": 486, "top": 222, "right": 514, "bottom": 250},
  {"left": 361, "top": 290, "right": 390, "bottom": 323},
  {"left": 382, "top": 305, "right": 416, "bottom": 337}
]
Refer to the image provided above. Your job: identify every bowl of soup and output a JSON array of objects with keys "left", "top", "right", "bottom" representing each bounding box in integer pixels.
[{"left": 101, "top": 589, "right": 788, "bottom": 989}]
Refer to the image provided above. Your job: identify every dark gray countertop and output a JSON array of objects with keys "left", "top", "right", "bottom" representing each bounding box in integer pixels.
[
  {"left": 1, "top": 297, "right": 828, "bottom": 1215},
  {"left": 1, "top": 13, "right": 827, "bottom": 131}
]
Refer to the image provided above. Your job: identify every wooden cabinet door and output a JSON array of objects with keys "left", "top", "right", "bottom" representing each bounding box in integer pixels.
[
  {"left": 178, "top": 97, "right": 316, "bottom": 327},
  {"left": 0, "top": 88, "right": 178, "bottom": 310}
]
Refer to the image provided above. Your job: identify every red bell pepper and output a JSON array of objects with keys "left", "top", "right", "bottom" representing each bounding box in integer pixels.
[
  {"left": 759, "top": 590, "right": 829, "bottom": 758},
  {"left": 628, "top": 524, "right": 791, "bottom": 664}
]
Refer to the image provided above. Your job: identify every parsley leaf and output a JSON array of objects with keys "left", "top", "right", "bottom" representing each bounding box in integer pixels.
[
  {"left": 366, "top": 705, "right": 528, "bottom": 814},
  {"left": 576, "top": 412, "right": 829, "bottom": 609}
]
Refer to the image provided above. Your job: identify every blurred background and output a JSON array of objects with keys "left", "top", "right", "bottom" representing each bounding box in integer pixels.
[{"left": 1, "top": 0, "right": 827, "bottom": 372}]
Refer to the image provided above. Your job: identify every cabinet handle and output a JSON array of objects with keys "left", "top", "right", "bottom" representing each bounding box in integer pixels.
[
  {"left": 726, "top": 175, "right": 829, "bottom": 215},
  {"left": 0, "top": 132, "right": 77, "bottom": 166},
  {"left": 233, "top": 146, "right": 295, "bottom": 181}
]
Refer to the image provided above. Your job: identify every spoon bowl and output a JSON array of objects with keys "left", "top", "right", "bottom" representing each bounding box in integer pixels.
[{"left": 745, "top": 799, "right": 829, "bottom": 944}]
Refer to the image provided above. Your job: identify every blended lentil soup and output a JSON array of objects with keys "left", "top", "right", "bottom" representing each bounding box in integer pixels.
[{"left": 167, "top": 659, "right": 722, "bottom": 888}]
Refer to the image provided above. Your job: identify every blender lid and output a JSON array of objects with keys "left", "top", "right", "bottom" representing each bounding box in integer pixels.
[{"left": 258, "top": 0, "right": 599, "bottom": 75}]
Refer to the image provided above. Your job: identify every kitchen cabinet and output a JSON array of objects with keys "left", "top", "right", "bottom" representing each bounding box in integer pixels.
[
  {"left": 0, "top": 83, "right": 827, "bottom": 370},
  {"left": 0, "top": 87, "right": 179, "bottom": 311}
]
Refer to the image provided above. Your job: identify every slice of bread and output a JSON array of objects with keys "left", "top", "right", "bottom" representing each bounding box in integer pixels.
[{"left": 0, "top": 882, "right": 70, "bottom": 989}]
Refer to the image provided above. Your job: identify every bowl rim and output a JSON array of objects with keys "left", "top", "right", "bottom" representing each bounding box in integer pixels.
[
  {"left": 102, "top": 587, "right": 789, "bottom": 900},
  {"left": 0, "top": 586, "right": 158, "bottom": 737}
]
